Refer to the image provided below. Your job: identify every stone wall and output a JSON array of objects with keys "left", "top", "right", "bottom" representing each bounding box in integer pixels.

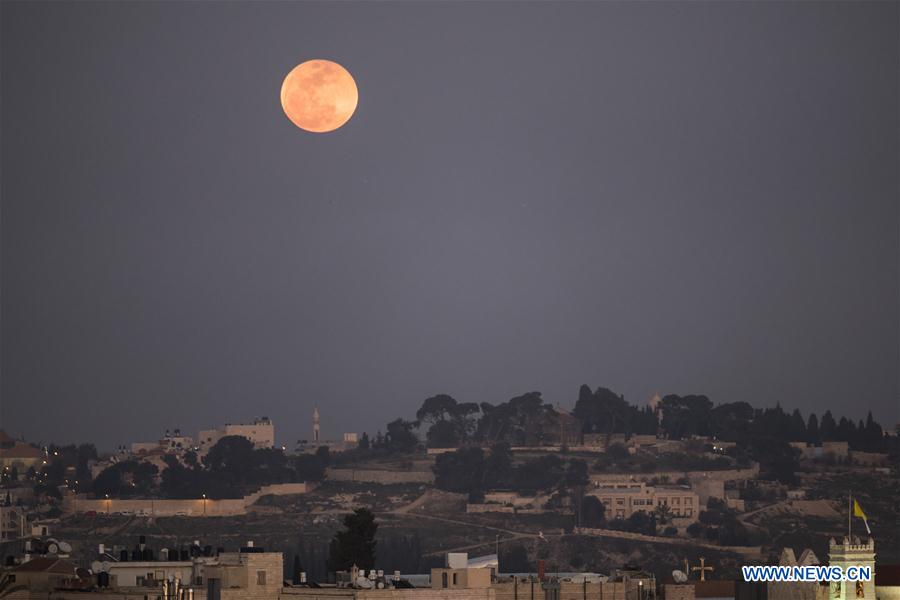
[
  {"left": 327, "top": 468, "right": 434, "bottom": 484},
  {"left": 690, "top": 479, "right": 725, "bottom": 504},
  {"left": 664, "top": 584, "right": 695, "bottom": 600},
  {"left": 589, "top": 465, "right": 759, "bottom": 488},
  {"left": 64, "top": 482, "right": 314, "bottom": 517},
  {"left": 849, "top": 451, "right": 889, "bottom": 466},
  {"left": 281, "top": 587, "right": 496, "bottom": 600},
  {"left": 494, "top": 579, "right": 639, "bottom": 600}
]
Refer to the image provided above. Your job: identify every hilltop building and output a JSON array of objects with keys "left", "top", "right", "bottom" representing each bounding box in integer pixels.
[
  {"left": 131, "top": 428, "right": 194, "bottom": 456},
  {"left": 0, "top": 431, "right": 45, "bottom": 472},
  {"left": 197, "top": 418, "right": 275, "bottom": 454},
  {"left": 589, "top": 481, "right": 700, "bottom": 521}
]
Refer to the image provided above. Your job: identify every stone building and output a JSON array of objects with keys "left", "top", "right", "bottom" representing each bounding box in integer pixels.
[
  {"left": 0, "top": 436, "right": 45, "bottom": 473},
  {"left": 589, "top": 482, "right": 700, "bottom": 521},
  {"left": 197, "top": 418, "right": 275, "bottom": 454}
]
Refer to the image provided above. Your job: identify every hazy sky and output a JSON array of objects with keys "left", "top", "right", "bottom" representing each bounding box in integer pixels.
[{"left": 2, "top": 1, "right": 898, "bottom": 449}]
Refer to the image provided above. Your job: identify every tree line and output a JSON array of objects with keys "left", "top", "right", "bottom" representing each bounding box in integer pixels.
[{"left": 356, "top": 387, "right": 892, "bottom": 454}]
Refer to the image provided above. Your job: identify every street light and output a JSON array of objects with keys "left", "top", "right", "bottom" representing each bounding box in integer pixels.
[
  {"left": 105, "top": 494, "right": 110, "bottom": 514},
  {"left": 202, "top": 494, "right": 207, "bottom": 516}
]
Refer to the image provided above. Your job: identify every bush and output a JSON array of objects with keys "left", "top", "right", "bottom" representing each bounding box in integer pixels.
[{"left": 686, "top": 522, "right": 705, "bottom": 538}]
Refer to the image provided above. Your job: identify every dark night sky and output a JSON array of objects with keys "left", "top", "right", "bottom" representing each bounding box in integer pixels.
[{"left": 2, "top": 2, "right": 898, "bottom": 449}]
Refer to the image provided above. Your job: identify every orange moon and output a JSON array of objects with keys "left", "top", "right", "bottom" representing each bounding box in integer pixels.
[{"left": 280, "top": 59, "right": 358, "bottom": 133}]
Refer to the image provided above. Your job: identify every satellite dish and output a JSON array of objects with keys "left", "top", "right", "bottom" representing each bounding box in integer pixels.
[
  {"left": 47, "top": 543, "right": 60, "bottom": 554},
  {"left": 58, "top": 542, "right": 72, "bottom": 553},
  {"left": 101, "top": 561, "right": 112, "bottom": 573},
  {"left": 673, "top": 570, "right": 688, "bottom": 583},
  {"left": 356, "top": 577, "right": 374, "bottom": 589}
]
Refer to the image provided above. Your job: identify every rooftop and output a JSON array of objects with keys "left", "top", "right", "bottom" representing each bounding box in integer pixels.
[
  {"left": 0, "top": 443, "right": 44, "bottom": 459},
  {"left": 13, "top": 557, "right": 78, "bottom": 574}
]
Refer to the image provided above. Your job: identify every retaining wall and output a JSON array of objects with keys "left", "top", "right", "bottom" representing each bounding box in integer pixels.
[
  {"left": 326, "top": 468, "right": 434, "bottom": 484},
  {"left": 64, "top": 482, "right": 314, "bottom": 517}
]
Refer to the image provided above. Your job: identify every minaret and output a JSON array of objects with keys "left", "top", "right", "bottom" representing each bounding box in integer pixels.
[{"left": 313, "top": 406, "right": 320, "bottom": 443}]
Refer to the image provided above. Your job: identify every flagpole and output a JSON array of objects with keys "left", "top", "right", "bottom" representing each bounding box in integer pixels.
[{"left": 848, "top": 492, "right": 852, "bottom": 540}]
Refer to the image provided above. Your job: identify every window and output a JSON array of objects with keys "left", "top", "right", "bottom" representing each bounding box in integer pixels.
[
  {"left": 257, "top": 570, "right": 267, "bottom": 585},
  {"left": 659, "top": 497, "right": 667, "bottom": 505},
  {"left": 442, "top": 573, "right": 448, "bottom": 588},
  {"left": 453, "top": 573, "right": 458, "bottom": 585},
  {"left": 684, "top": 497, "right": 692, "bottom": 505},
  {"left": 673, "top": 498, "right": 680, "bottom": 505},
  {"left": 685, "top": 508, "right": 692, "bottom": 517},
  {"left": 616, "top": 499, "right": 625, "bottom": 505}
]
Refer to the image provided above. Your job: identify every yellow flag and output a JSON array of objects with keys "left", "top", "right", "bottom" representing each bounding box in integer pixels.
[{"left": 853, "top": 499, "right": 871, "bottom": 534}]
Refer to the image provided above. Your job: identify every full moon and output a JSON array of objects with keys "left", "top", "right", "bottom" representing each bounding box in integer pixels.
[{"left": 280, "top": 59, "right": 358, "bottom": 133}]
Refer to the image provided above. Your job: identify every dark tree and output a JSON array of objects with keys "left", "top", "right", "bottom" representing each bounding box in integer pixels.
[
  {"left": 416, "top": 394, "right": 459, "bottom": 425},
  {"left": 501, "top": 544, "right": 532, "bottom": 573},
  {"left": 327, "top": 508, "right": 378, "bottom": 572},
  {"left": 204, "top": 436, "right": 256, "bottom": 479},
  {"left": 384, "top": 419, "right": 419, "bottom": 453},
  {"left": 789, "top": 409, "right": 806, "bottom": 441},
  {"left": 292, "top": 453, "right": 327, "bottom": 482},
  {"left": 806, "top": 413, "right": 819, "bottom": 444},
  {"left": 581, "top": 495, "right": 606, "bottom": 527},
  {"left": 820, "top": 411, "right": 837, "bottom": 440},
  {"left": 483, "top": 442, "right": 513, "bottom": 488},
  {"left": 92, "top": 461, "right": 158, "bottom": 497},
  {"left": 433, "top": 448, "right": 485, "bottom": 494},
  {"left": 426, "top": 420, "right": 461, "bottom": 448}
]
